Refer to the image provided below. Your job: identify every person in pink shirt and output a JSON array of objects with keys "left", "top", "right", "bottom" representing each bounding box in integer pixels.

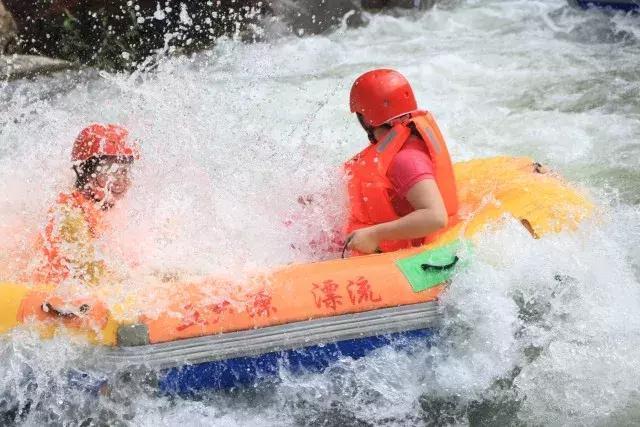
[
  {"left": 343, "top": 69, "right": 459, "bottom": 254},
  {"left": 386, "top": 134, "right": 437, "bottom": 248}
]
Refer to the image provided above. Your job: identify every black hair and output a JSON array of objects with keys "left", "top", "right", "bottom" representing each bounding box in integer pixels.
[
  {"left": 357, "top": 113, "right": 377, "bottom": 143},
  {"left": 73, "top": 155, "right": 133, "bottom": 190},
  {"left": 407, "top": 121, "right": 423, "bottom": 139}
]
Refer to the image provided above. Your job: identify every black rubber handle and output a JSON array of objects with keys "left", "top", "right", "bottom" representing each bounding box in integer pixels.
[{"left": 421, "top": 256, "right": 459, "bottom": 271}]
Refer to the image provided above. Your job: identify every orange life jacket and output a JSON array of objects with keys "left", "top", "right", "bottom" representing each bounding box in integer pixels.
[
  {"left": 344, "top": 110, "right": 459, "bottom": 252},
  {"left": 33, "top": 191, "right": 104, "bottom": 284}
]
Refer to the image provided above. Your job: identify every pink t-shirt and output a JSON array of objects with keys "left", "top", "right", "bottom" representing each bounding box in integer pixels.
[{"left": 386, "top": 135, "right": 434, "bottom": 217}]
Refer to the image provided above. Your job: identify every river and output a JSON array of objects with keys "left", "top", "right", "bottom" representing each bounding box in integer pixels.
[{"left": 1, "top": 0, "right": 639, "bottom": 425}]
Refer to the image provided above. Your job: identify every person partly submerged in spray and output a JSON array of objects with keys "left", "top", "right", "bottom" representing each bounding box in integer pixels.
[
  {"left": 344, "top": 69, "right": 459, "bottom": 255},
  {"left": 32, "top": 123, "right": 139, "bottom": 286}
]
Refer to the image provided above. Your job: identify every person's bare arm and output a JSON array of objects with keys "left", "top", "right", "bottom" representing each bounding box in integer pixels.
[
  {"left": 375, "top": 179, "right": 447, "bottom": 241},
  {"left": 347, "top": 180, "right": 447, "bottom": 254}
]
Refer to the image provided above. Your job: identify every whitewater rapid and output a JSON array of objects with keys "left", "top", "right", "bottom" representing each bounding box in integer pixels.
[{"left": 1, "top": 0, "right": 639, "bottom": 425}]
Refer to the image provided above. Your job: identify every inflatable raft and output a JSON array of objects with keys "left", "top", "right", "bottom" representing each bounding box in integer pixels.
[{"left": 0, "top": 157, "right": 593, "bottom": 394}]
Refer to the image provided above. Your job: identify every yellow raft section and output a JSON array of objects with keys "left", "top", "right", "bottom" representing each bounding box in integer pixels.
[{"left": 0, "top": 157, "right": 594, "bottom": 346}]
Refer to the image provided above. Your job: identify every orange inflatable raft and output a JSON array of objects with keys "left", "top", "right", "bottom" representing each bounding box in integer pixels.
[{"left": 0, "top": 157, "right": 594, "bottom": 392}]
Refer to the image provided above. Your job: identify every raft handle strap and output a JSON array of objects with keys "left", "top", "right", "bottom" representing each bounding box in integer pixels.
[
  {"left": 342, "top": 234, "right": 383, "bottom": 258},
  {"left": 341, "top": 235, "right": 354, "bottom": 259},
  {"left": 533, "top": 162, "right": 547, "bottom": 174},
  {"left": 42, "top": 302, "right": 90, "bottom": 319},
  {"left": 421, "top": 256, "right": 459, "bottom": 271}
]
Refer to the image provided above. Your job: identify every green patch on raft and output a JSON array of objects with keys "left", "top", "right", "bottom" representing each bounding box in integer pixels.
[{"left": 396, "top": 239, "right": 472, "bottom": 292}]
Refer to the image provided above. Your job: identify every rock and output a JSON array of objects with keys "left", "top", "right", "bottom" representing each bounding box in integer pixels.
[
  {"left": 361, "top": 0, "right": 437, "bottom": 9},
  {"left": 268, "top": 0, "right": 439, "bottom": 36},
  {"left": 0, "top": 54, "right": 76, "bottom": 80},
  {"left": 0, "top": 0, "right": 17, "bottom": 54},
  {"left": 2, "top": 0, "right": 270, "bottom": 70},
  {"left": 0, "top": 0, "right": 439, "bottom": 72},
  {"left": 270, "top": 0, "right": 367, "bottom": 35}
]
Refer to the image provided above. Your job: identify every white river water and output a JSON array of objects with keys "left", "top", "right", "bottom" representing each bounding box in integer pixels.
[{"left": 1, "top": 0, "right": 639, "bottom": 425}]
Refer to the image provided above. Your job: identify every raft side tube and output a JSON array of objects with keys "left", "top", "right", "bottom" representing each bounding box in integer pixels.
[
  {"left": 100, "top": 301, "right": 440, "bottom": 370},
  {"left": 0, "top": 282, "right": 31, "bottom": 334}
]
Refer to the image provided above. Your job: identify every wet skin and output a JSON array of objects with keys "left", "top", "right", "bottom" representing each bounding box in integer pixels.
[{"left": 83, "top": 161, "right": 132, "bottom": 210}]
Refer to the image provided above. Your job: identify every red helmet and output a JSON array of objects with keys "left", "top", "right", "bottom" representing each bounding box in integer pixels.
[
  {"left": 349, "top": 69, "right": 418, "bottom": 127},
  {"left": 71, "top": 124, "right": 139, "bottom": 162}
]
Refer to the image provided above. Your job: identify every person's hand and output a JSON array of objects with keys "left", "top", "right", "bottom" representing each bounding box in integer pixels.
[{"left": 347, "top": 226, "right": 381, "bottom": 254}]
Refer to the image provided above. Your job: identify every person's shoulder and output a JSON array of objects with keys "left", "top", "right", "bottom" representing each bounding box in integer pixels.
[
  {"left": 395, "top": 135, "right": 432, "bottom": 163},
  {"left": 388, "top": 137, "right": 434, "bottom": 180},
  {"left": 402, "top": 134, "right": 429, "bottom": 151}
]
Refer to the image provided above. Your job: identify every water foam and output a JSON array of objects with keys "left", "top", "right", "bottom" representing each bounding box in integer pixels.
[{"left": 1, "top": 0, "right": 639, "bottom": 424}]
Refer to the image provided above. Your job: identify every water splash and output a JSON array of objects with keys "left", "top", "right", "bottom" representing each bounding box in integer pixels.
[{"left": 1, "top": 0, "right": 639, "bottom": 424}]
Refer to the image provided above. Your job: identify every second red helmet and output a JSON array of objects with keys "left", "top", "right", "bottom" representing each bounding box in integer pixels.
[
  {"left": 71, "top": 123, "right": 139, "bottom": 162},
  {"left": 349, "top": 69, "right": 418, "bottom": 128}
]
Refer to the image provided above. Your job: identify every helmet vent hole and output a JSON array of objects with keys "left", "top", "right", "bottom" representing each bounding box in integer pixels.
[{"left": 383, "top": 100, "right": 389, "bottom": 107}]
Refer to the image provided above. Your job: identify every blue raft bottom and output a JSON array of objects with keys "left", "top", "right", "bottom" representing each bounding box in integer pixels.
[
  {"left": 159, "top": 328, "right": 436, "bottom": 395},
  {"left": 574, "top": 0, "right": 640, "bottom": 11}
]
